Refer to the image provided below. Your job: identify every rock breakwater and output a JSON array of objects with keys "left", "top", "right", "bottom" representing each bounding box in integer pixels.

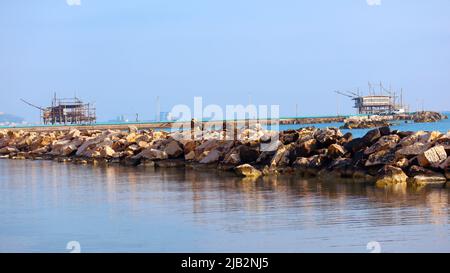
[{"left": 1, "top": 125, "right": 449, "bottom": 187}]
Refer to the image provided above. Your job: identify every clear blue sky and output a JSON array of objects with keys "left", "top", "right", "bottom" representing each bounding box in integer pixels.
[{"left": 1, "top": 0, "right": 449, "bottom": 122}]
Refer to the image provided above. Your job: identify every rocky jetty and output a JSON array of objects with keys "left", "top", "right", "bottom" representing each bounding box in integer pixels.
[
  {"left": 1, "top": 125, "right": 449, "bottom": 187},
  {"left": 340, "top": 116, "right": 392, "bottom": 129},
  {"left": 412, "top": 111, "right": 447, "bottom": 123}
]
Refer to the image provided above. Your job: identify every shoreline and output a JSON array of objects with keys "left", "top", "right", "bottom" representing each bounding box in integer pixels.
[
  {"left": 1, "top": 122, "right": 449, "bottom": 188},
  {"left": 2, "top": 111, "right": 444, "bottom": 132}
]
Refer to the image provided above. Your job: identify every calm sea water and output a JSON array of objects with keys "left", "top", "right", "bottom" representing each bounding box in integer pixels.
[
  {"left": 0, "top": 159, "right": 449, "bottom": 253},
  {"left": 0, "top": 117, "right": 449, "bottom": 253}
]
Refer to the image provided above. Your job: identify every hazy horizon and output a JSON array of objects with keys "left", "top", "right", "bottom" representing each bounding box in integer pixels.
[{"left": 1, "top": 0, "right": 450, "bottom": 122}]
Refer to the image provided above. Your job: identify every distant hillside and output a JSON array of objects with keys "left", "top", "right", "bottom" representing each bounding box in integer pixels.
[{"left": 0, "top": 113, "right": 25, "bottom": 123}]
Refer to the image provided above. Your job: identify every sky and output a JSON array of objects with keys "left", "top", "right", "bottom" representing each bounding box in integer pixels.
[{"left": 0, "top": 0, "right": 449, "bottom": 122}]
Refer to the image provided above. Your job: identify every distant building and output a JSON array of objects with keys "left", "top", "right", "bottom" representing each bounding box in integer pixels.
[
  {"left": 353, "top": 95, "right": 393, "bottom": 115},
  {"left": 335, "top": 82, "right": 407, "bottom": 115},
  {"left": 21, "top": 94, "right": 96, "bottom": 125}
]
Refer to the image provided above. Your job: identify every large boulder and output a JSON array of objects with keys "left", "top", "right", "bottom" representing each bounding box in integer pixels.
[
  {"left": 135, "top": 148, "right": 168, "bottom": 160},
  {"left": 407, "top": 165, "right": 437, "bottom": 177},
  {"left": 344, "top": 138, "right": 367, "bottom": 154},
  {"left": 417, "top": 145, "right": 447, "bottom": 168},
  {"left": 365, "top": 135, "right": 400, "bottom": 155},
  {"left": 238, "top": 145, "right": 259, "bottom": 163},
  {"left": 185, "top": 151, "right": 195, "bottom": 161},
  {"left": 128, "top": 126, "right": 138, "bottom": 133},
  {"left": 76, "top": 132, "right": 114, "bottom": 156},
  {"left": 65, "top": 129, "right": 81, "bottom": 140},
  {"left": 413, "top": 172, "right": 447, "bottom": 185},
  {"left": 375, "top": 165, "right": 408, "bottom": 186},
  {"left": 328, "top": 144, "right": 346, "bottom": 158},
  {"left": 235, "top": 164, "right": 262, "bottom": 178},
  {"left": 293, "top": 157, "right": 310, "bottom": 169},
  {"left": 0, "top": 137, "right": 10, "bottom": 149},
  {"left": 183, "top": 140, "right": 197, "bottom": 155},
  {"left": 270, "top": 144, "right": 295, "bottom": 168},
  {"left": 398, "top": 131, "right": 428, "bottom": 147},
  {"left": 29, "top": 146, "right": 49, "bottom": 155},
  {"left": 100, "top": 146, "right": 116, "bottom": 158},
  {"left": 0, "top": 146, "right": 18, "bottom": 155},
  {"left": 280, "top": 131, "right": 299, "bottom": 145},
  {"left": 379, "top": 126, "right": 391, "bottom": 136},
  {"left": 61, "top": 143, "right": 79, "bottom": 156},
  {"left": 52, "top": 138, "right": 84, "bottom": 156},
  {"left": 223, "top": 151, "right": 241, "bottom": 165},
  {"left": 199, "top": 149, "right": 221, "bottom": 164},
  {"left": 365, "top": 149, "right": 396, "bottom": 166},
  {"left": 164, "top": 141, "right": 183, "bottom": 158},
  {"left": 314, "top": 128, "right": 342, "bottom": 147},
  {"left": 195, "top": 140, "right": 220, "bottom": 160},
  {"left": 308, "top": 154, "right": 327, "bottom": 169},
  {"left": 418, "top": 131, "right": 443, "bottom": 143},
  {"left": 362, "top": 128, "right": 381, "bottom": 145},
  {"left": 295, "top": 139, "right": 317, "bottom": 157},
  {"left": 396, "top": 142, "right": 430, "bottom": 157}
]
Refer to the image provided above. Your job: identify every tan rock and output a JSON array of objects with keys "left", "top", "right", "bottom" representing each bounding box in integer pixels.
[
  {"left": 49, "top": 139, "right": 71, "bottom": 155},
  {"left": 61, "top": 144, "right": 78, "bottom": 156},
  {"left": 0, "top": 137, "right": 10, "bottom": 149},
  {"left": 365, "top": 149, "right": 396, "bottom": 166},
  {"left": 128, "top": 126, "right": 138, "bottom": 133},
  {"left": 395, "top": 157, "right": 409, "bottom": 169},
  {"left": 76, "top": 133, "right": 112, "bottom": 156},
  {"left": 418, "top": 131, "right": 443, "bottom": 143},
  {"left": 328, "top": 144, "right": 346, "bottom": 158},
  {"left": 296, "top": 139, "right": 316, "bottom": 157},
  {"left": 185, "top": 151, "right": 195, "bottom": 161},
  {"left": 223, "top": 148, "right": 241, "bottom": 165},
  {"left": 125, "top": 133, "right": 137, "bottom": 144},
  {"left": 235, "top": 164, "right": 262, "bottom": 178},
  {"left": 417, "top": 145, "right": 447, "bottom": 168},
  {"left": 396, "top": 142, "right": 430, "bottom": 157},
  {"left": 399, "top": 131, "right": 427, "bottom": 147},
  {"left": 164, "top": 141, "right": 183, "bottom": 158},
  {"left": 183, "top": 140, "right": 197, "bottom": 154},
  {"left": 0, "top": 146, "right": 19, "bottom": 154},
  {"left": 413, "top": 173, "right": 447, "bottom": 185},
  {"left": 100, "top": 146, "right": 116, "bottom": 157},
  {"left": 135, "top": 148, "right": 168, "bottom": 160},
  {"left": 136, "top": 134, "right": 151, "bottom": 143},
  {"left": 199, "top": 149, "right": 221, "bottom": 164},
  {"left": 152, "top": 131, "right": 166, "bottom": 140},
  {"left": 270, "top": 144, "right": 293, "bottom": 167},
  {"left": 126, "top": 144, "right": 140, "bottom": 152},
  {"left": 365, "top": 134, "right": 400, "bottom": 155},
  {"left": 375, "top": 165, "right": 408, "bottom": 186},
  {"left": 137, "top": 141, "right": 149, "bottom": 148},
  {"left": 66, "top": 129, "right": 81, "bottom": 140},
  {"left": 30, "top": 146, "right": 49, "bottom": 155}
]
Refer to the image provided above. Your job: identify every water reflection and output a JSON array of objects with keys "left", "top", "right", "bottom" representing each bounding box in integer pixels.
[{"left": 0, "top": 159, "right": 448, "bottom": 252}]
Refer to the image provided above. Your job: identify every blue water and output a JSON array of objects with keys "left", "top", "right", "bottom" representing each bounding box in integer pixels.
[{"left": 0, "top": 159, "right": 449, "bottom": 253}]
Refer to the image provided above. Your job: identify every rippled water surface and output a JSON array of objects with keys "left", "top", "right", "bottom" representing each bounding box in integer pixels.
[{"left": 0, "top": 159, "right": 448, "bottom": 253}]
